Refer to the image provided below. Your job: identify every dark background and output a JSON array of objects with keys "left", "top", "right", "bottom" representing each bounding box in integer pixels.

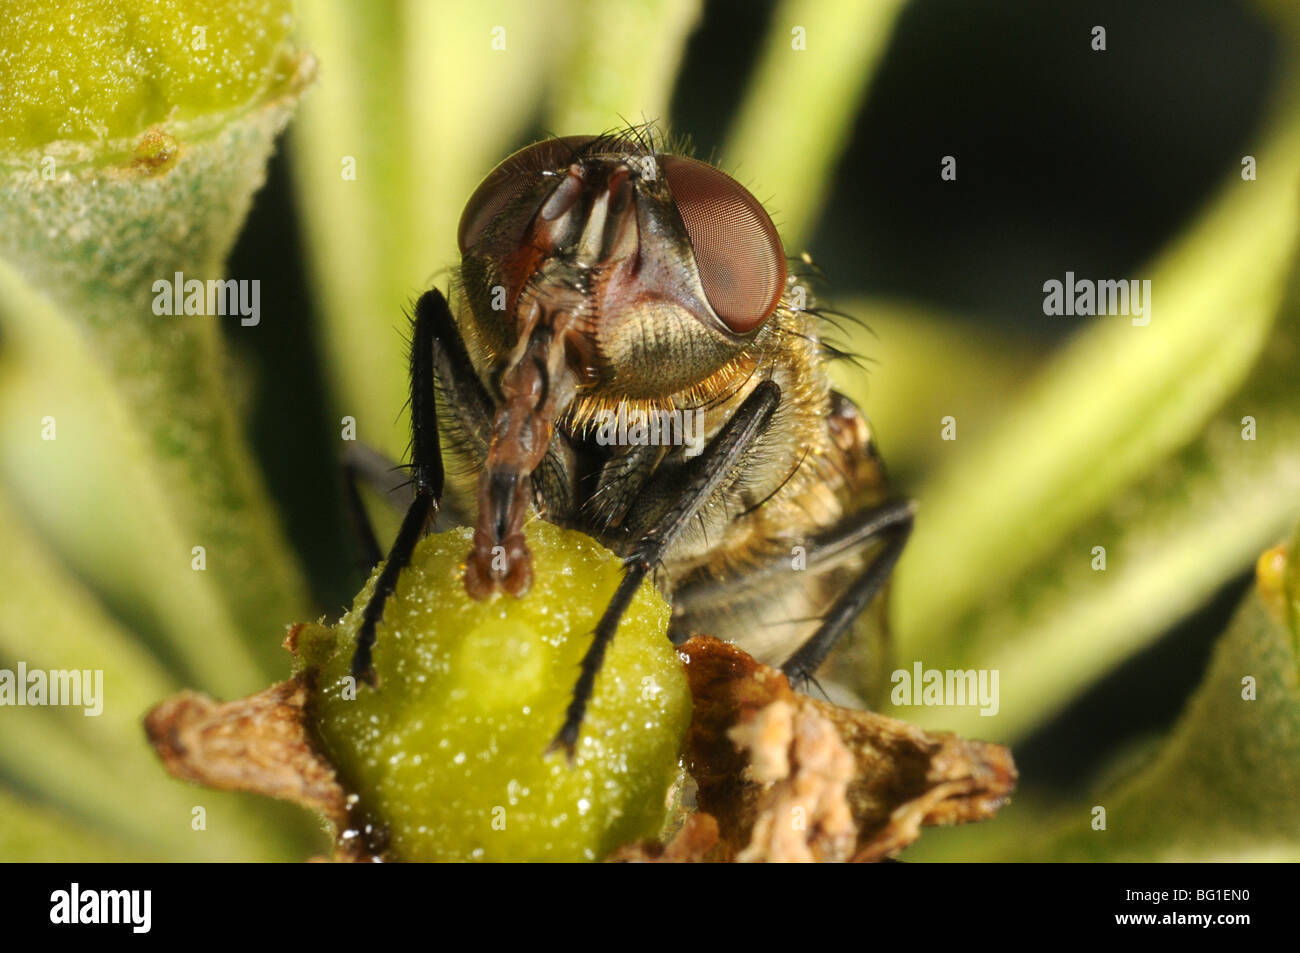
[{"left": 225, "top": 0, "right": 1278, "bottom": 807}]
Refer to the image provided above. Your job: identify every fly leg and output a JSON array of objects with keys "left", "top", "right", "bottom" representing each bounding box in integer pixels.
[
  {"left": 668, "top": 498, "right": 915, "bottom": 642},
  {"left": 349, "top": 289, "right": 452, "bottom": 686},
  {"left": 341, "top": 435, "right": 478, "bottom": 569},
  {"left": 340, "top": 443, "right": 414, "bottom": 571},
  {"left": 549, "top": 379, "right": 783, "bottom": 756},
  {"left": 779, "top": 501, "right": 914, "bottom": 683}
]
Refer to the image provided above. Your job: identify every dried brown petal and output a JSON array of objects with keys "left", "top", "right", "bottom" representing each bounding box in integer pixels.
[
  {"left": 733, "top": 700, "right": 857, "bottom": 862},
  {"left": 679, "top": 635, "right": 1017, "bottom": 862},
  {"left": 143, "top": 674, "right": 377, "bottom": 861}
]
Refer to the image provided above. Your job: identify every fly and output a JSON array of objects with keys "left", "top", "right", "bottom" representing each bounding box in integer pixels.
[{"left": 345, "top": 126, "right": 915, "bottom": 757}]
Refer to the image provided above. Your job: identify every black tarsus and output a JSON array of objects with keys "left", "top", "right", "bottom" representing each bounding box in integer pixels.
[
  {"left": 349, "top": 290, "right": 449, "bottom": 686},
  {"left": 548, "top": 379, "right": 783, "bottom": 757}
]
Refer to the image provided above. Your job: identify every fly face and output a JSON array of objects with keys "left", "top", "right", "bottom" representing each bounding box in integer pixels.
[
  {"left": 451, "top": 134, "right": 789, "bottom": 599},
  {"left": 457, "top": 135, "right": 786, "bottom": 382},
  {"left": 351, "top": 128, "right": 913, "bottom": 755}
]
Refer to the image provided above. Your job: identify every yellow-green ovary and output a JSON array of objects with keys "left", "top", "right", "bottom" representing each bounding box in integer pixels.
[{"left": 310, "top": 522, "right": 691, "bottom": 862}]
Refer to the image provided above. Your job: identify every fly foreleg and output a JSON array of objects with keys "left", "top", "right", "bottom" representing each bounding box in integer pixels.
[
  {"left": 349, "top": 290, "right": 452, "bottom": 687},
  {"left": 549, "top": 379, "right": 783, "bottom": 757}
]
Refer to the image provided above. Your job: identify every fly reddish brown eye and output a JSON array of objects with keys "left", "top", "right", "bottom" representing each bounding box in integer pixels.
[
  {"left": 457, "top": 135, "right": 596, "bottom": 254},
  {"left": 659, "top": 155, "right": 786, "bottom": 333}
]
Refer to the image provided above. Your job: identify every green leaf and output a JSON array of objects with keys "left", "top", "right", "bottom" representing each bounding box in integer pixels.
[
  {"left": 905, "top": 538, "right": 1300, "bottom": 862},
  {"left": 1030, "top": 581, "right": 1300, "bottom": 861},
  {"left": 0, "top": 790, "right": 152, "bottom": 863},
  {"left": 722, "top": 0, "right": 909, "bottom": 246},
  {"left": 1286, "top": 504, "right": 1300, "bottom": 643},
  {"left": 291, "top": 0, "right": 566, "bottom": 459},
  {"left": 0, "top": 2, "right": 315, "bottom": 684},
  {"left": 0, "top": 493, "right": 318, "bottom": 860},
  {"left": 546, "top": 0, "right": 701, "bottom": 134},
  {"left": 0, "top": 264, "right": 274, "bottom": 694},
  {"left": 891, "top": 57, "right": 1300, "bottom": 683},
  {"left": 828, "top": 300, "right": 1039, "bottom": 482},
  {"left": 0, "top": 0, "right": 319, "bottom": 859},
  {"left": 897, "top": 282, "right": 1300, "bottom": 741}
]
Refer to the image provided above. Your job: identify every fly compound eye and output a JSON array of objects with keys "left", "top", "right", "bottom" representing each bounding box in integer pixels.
[
  {"left": 659, "top": 155, "right": 787, "bottom": 334},
  {"left": 457, "top": 135, "right": 597, "bottom": 254}
]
